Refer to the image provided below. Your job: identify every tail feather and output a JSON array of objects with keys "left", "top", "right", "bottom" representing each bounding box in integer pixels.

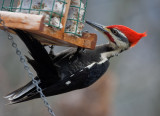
[
  {"left": 9, "top": 88, "right": 40, "bottom": 104},
  {"left": 5, "top": 30, "right": 60, "bottom": 104},
  {"left": 4, "top": 79, "right": 40, "bottom": 104}
]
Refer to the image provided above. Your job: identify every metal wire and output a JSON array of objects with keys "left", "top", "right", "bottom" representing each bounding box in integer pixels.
[{"left": 0, "top": 16, "right": 56, "bottom": 116}]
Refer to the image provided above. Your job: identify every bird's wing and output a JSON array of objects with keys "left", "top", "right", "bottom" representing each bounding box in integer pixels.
[
  {"left": 14, "top": 30, "right": 60, "bottom": 82},
  {"left": 41, "top": 60, "right": 110, "bottom": 96},
  {"left": 53, "top": 47, "right": 107, "bottom": 79},
  {"left": 5, "top": 60, "right": 110, "bottom": 104}
]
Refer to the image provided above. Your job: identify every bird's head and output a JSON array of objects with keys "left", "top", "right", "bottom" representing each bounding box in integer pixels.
[{"left": 86, "top": 20, "right": 147, "bottom": 50}]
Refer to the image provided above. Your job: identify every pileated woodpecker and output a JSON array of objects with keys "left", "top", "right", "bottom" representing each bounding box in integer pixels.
[{"left": 4, "top": 20, "right": 147, "bottom": 104}]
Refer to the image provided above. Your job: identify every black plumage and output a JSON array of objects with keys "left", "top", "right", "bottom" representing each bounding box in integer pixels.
[{"left": 5, "top": 30, "right": 113, "bottom": 104}]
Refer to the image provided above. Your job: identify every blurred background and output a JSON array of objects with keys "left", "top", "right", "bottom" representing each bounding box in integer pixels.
[{"left": 0, "top": 0, "right": 160, "bottom": 116}]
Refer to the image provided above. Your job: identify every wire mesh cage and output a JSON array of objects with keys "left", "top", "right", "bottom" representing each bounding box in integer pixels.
[
  {"left": 65, "top": 0, "right": 88, "bottom": 36},
  {"left": 0, "top": 0, "right": 97, "bottom": 49},
  {"left": 1, "top": 0, "right": 88, "bottom": 36}
]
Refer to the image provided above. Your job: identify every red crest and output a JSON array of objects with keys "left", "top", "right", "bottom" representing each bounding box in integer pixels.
[{"left": 107, "top": 25, "right": 147, "bottom": 47}]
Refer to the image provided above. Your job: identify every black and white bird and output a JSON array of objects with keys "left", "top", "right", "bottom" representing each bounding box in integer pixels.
[{"left": 4, "top": 20, "right": 147, "bottom": 104}]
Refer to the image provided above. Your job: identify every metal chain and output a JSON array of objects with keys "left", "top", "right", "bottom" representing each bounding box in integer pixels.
[{"left": 0, "top": 16, "right": 56, "bottom": 116}]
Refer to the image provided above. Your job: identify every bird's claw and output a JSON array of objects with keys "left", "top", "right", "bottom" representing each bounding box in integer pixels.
[
  {"left": 49, "top": 45, "right": 54, "bottom": 55},
  {"left": 69, "top": 47, "right": 84, "bottom": 61}
]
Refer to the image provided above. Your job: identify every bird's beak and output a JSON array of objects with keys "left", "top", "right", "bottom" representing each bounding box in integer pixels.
[{"left": 85, "top": 20, "right": 109, "bottom": 33}]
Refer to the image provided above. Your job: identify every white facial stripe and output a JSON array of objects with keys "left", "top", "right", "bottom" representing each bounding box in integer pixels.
[
  {"left": 115, "top": 29, "right": 127, "bottom": 39},
  {"left": 108, "top": 28, "right": 127, "bottom": 42},
  {"left": 108, "top": 28, "right": 129, "bottom": 50}
]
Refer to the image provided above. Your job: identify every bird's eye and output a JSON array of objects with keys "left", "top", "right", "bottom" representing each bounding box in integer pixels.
[{"left": 112, "top": 29, "right": 118, "bottom": 35}]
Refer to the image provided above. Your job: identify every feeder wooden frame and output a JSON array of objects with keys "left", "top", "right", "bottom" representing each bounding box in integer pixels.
[{"left": 0, "top": 0, "right": 97, "bottom": 49}]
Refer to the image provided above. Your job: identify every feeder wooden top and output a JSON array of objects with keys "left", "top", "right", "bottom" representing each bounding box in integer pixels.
[
  {"left": 0, "top": 11, "right": 97, "bottom": 49},
  {"left": 0, "top": 0, "right": 97, "bottom": 49}
]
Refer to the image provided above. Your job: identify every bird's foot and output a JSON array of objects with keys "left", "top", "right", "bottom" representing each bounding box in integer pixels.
[
  {"left": 49, "top": 45, "right": 56, "bottom": 58},
  {"left": 69, "top": 47, "right": 84, "bottom": 60}
]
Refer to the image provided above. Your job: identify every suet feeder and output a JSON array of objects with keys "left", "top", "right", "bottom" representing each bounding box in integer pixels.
[{"left": 0, "top": 0, "right": 97, "bottom": 49}]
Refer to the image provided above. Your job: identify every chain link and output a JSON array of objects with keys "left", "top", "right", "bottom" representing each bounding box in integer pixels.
[{"left": 0, "top": 16, "right": 56, "bottom": 116}]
